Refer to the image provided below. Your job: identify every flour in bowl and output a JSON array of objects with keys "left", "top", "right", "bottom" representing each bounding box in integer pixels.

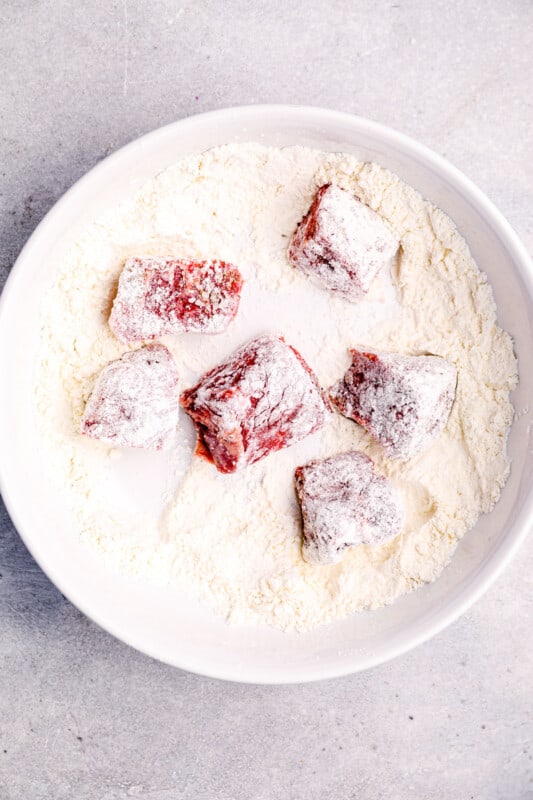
[{"left": 34, "top": 144, "right": 517, "bottom": 631}]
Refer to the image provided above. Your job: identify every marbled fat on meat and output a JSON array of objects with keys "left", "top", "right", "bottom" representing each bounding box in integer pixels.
[
  {"left": 109, "top": 256, "right": 243, "bottom": 343},
  {"left": 330, "top": 349, "right": 457, "bottom": 460},
  {"left": 295, "top": 451, "right": 404, "bottom": 565},
  {"left": 180, "top": 334, "right": 329, "bottom": 473},
  {"left": 288, "top": 184, "right": 398, "bottom": 301},
  {"left": 81, "top": 344, "right": 180, "bottom": 450}
]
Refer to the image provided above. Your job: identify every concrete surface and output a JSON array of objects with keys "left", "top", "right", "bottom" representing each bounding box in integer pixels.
[{"left": 1, "top": 1, "right": 532, "bottom": 798}]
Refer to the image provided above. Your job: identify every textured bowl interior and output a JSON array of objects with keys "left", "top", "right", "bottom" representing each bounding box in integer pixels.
[{"left": 1, "top": 106, "right": 532, "bottom": 683}]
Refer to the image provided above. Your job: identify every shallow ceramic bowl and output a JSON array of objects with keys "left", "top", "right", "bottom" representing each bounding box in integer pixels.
[{"left": 0, "top": 105, "right": 532, "bottom": 683}]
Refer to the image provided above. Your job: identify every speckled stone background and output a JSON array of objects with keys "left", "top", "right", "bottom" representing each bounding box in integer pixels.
[{"left": 1, "top": 2, "right": 532, "bottom": 798}]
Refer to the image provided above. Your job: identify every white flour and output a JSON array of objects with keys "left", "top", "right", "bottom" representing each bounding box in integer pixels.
[{"left": 34, "top": 144, "right": 517, "bottom": 631}]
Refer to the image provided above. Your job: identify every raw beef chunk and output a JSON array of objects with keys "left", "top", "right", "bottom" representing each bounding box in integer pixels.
[
  {"left": 330, "top": 349, "right": 457, "bottom": 460},
  {"left": 295, "top": 451, "right": 404, "bottom": 565},
  {"left": 287, "top": 184, "right": 398, "bottom": 301},
  {"left": 109, "top": 257, "right": 243, "bottom": 343},
  {"left": 180, "top": 334, "right": 329, "bottom": 473},
  {"left": 81, "top": 344, "right": 180, "bottom": 450}
]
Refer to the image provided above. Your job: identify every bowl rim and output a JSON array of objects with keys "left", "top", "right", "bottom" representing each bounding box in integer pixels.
[{"left": 1, "top": 104, "right": 532, "bottom": 683}]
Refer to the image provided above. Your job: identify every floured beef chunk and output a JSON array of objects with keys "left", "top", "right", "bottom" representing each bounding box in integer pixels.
[
  {"left": 330, "top": 349, "right": 457, "bottom": 460},
  {"left": 180, "top": 334, "right": 329, "bottom": 473},
  {"left": 295, "top": 451, "right": 404, "bottom": 565},
  {"left": 109, "top": 257, "right": 243, "bottom": 343},
  {"left": 287, "top": 184, "right": 398, "bottom": 301},
  {"left": 81, "top": 344, "right": 180, "bottom": 450}
]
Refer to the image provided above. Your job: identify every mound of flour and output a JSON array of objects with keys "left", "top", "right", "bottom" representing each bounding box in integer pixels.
[{"left": 35, "top": 144, "right": 517, "bottom": 631}]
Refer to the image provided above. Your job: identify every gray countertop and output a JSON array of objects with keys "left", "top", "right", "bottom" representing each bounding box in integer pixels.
[{"left": 1, "top": 2, "right": 532, "bottom": 798}]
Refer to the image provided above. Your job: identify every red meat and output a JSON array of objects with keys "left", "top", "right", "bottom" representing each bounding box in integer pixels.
[
  {"left": 180, "top": 334, "right": 329, "bottom": 473},
  {"left": 81, "top": 344, "right": 180, "bottom": 450},
  {"left": 295, "top": 451, "right": 404, "bottom": 565},
  {"left": 288, "top": 184, "right": 398, "bottom": 302},
  {"left": 330, "top": 349, "right": 457, "bottom": 460},
  {"left": 109, "top": 257, "right": 243, "bottom": 343}
]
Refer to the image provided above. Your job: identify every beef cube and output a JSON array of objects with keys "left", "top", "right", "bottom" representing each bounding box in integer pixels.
[
  {"left": 288, "top": 184, "right": 398, "bottom": 301},
  {"left": 109, "top": 257, "right": 243, "bottom": 343},
  {"left": 180, "top": 334, "right": 329, "bottom": 473},
  {"left": 81, "top": 344, "right": 180, "bottom": 450},
  {"left": 295, "top": 451, "right": 404, "bottom": 565},
  {"left": 330, "top": 349, "right": 457, "bottom": 460}
]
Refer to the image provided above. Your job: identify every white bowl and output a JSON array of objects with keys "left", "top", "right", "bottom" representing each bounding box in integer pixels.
[{"left": 1, "top": 106, "right": 532, "bottom": 683}]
